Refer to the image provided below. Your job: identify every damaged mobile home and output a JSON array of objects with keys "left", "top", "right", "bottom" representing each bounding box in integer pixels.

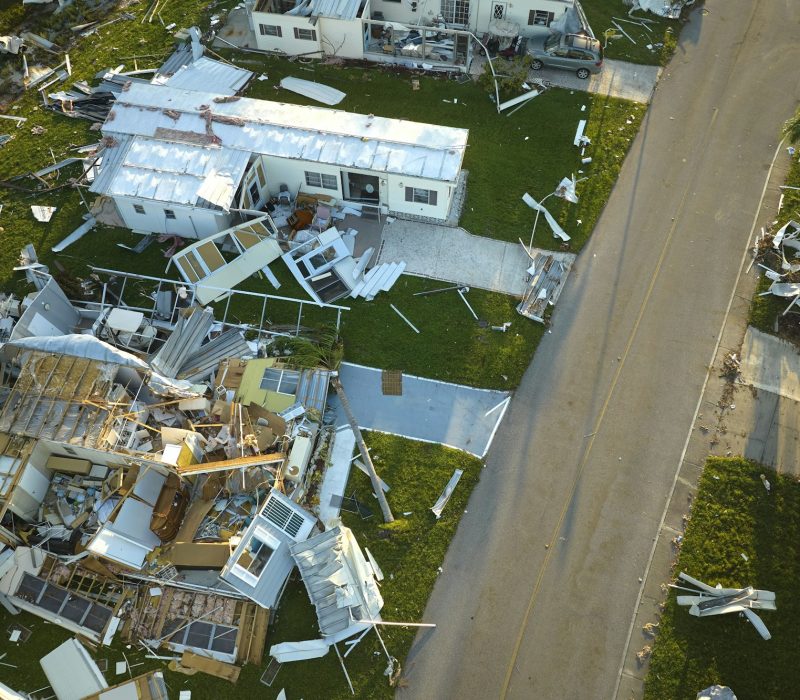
[
  {"left": 88, "top": 81, "right": 469, "bottom": 236},
  {"left": 229, "top": 0, "right": 593, "bottom": 73},
  {"left": 0, "top": 260, "right": 395, "bottom": 695}
]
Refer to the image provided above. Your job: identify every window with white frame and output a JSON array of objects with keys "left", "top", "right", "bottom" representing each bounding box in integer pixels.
[
  {"left": 133, "top": 204, "right": 146, "bottom": 214},
  {"left": 528, "top": 9, "right": 554, "bottom": 26},
  {"left": 260, "top": 368, "right": 300, "bottom": 395},
  {"left": 405, "top": 187, "right": 438, "bottom": 206},
  {"left": 232, "top": 528, "right": 280, "bottom": 585},
  {"left": 259, "top": 24, "right": 282, "bottom": 37},
  {"left": 304, "top": 171, "right": 338, "bottom": 190},
  {"left": 293, "top": 27, "right": 317, "bottom": 41},
  {"left": 165, "top": 209, "right": 176, "bottom": 219},
  {"left": 249, "top": 182, "right": 260, "bottom": 204},
  {"left": 492, "top": 2, "right": 505, "bottom": 19},
  {"left": 441, "top": 0, "right": 470, "bottom": 26}
]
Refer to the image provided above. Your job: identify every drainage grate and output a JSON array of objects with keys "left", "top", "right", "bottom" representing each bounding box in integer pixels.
[{"left": 381, "top": 370, "right": 403, "bottom": 396}]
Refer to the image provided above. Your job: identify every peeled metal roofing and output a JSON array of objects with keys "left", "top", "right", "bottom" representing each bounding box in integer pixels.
[
  {"left": 290, "top": 526, "right": 383, "bottom": 638},
  {"left": 308, "top": 0, "right": 362, "bottom": 20},
  {"left": 161, "top": 56, "right": 253, "bottom": 96},
  {"left": 104, "top": 83, "right": 468, "bottom": 181},
  {"left": 90, "top": 133, "right": 249, "bottom": 208}
]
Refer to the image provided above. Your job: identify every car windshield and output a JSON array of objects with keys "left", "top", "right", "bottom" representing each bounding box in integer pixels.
[{"left": 544, "top": 33, "right": 561, "bottom": 51}]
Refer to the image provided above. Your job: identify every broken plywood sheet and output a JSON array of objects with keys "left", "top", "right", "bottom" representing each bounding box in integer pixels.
[
  {"left": 179, "top": 650, "right": 241, "bottom": 683},
  {"left": 176, "top": 452, "right": 286, "bottom": 476},
  {"left": 381, "top": 370, "right": 403, "bottom": 396}
]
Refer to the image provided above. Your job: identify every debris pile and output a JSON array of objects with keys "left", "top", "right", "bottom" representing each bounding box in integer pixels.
[
  {"left": 0, "top": 258, "right": 396, "bottom": 697},
  {"left": 752, "top": 220, "right": 800, "bottom": 314}
]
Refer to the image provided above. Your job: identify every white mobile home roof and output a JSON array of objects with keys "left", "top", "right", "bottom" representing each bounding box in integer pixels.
[
  {"left": 90, "top": 133, "right": 249, "bottom": 208},
  {"left": 104, "top": 83, "right": 468, "bottom": 181}
]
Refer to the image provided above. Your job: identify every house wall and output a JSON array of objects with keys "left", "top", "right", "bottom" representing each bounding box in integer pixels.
[
  {"left": 259, "top": 155, "right": 455, "bottom": 220},
  {"left": 116, "top": 196, "right": 232, "bottom": 238},
  {"left": 318, "top": 16, "right": 367, "bottom": 59},
  {"left": 367, "top": 0, "right": 572, "bottom": 36},
  {"left": 261, "top": 154, "right": 343, "bottom": 200},
  {"left": 251, "top": 12, "right": 324, "bottom": 55},
  {"left": 484, "top": 0, "right": 573, "bottom": 37},
  {"left": 385, "top": 172, "right": 452, "bottom": 219},
  {"left": 236, "top": 358, "right": 295, "bottom": 413},
  {"left": 36, "top": 440, "right": 174, "bottom": 476}
]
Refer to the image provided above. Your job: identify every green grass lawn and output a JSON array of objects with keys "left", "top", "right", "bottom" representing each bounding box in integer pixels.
[
  {"left": 0, "top": 433, "right": 482, "bottom": 699},
  {"left": 644, "top": 457, "right": 800, "bottom": 700}
]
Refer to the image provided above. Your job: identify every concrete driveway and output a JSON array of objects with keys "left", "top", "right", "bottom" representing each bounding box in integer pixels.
[
  {"left": 378, "top": 220, "right": 531, "bottom": 296},
  {"left": 329, "top": 362, "right": 511, "bottom": 457},
  {"left": 532, "top": 58, "right": 661, "bottom": 104},
  {"left": 401, "top": 2, "right": 800, "bottom": 699},
  {"left": 470, "top": 56, "right": 660, "bottom": 103}
]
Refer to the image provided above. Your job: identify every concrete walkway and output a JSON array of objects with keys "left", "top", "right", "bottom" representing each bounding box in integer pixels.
[
  {"left": 739, "top": 327, "right": 800, "bottom": 401},
  {"left": 329, "top": 362, "right": 511, "bottom": 457},
  {"left": 377, "top": 220, "right": 530, "bottom": 296},
  {"left": 697, "top": 325, "right": 800, "bottom": 477}
]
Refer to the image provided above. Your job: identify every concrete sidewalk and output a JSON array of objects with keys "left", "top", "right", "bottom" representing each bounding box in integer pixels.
[
  {"left": 701, "top": 326, "right": 800, "bottom": 477},
  {"left": 377, "top": 220, "right": 530, "bottom": 296}
]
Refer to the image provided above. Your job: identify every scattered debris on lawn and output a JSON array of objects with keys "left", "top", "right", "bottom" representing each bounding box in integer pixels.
[
  {"left": 671, "top": 572, "right": 776, "bottom": 640},
  {"left": 390, "top": 304, "right": 421, "bottom": 333},
  {"left": 431, "top": 469, "right": 464, "bottom": 519},
  {"left": 31, "top": 205, "right": 56, "bottom": 222},
  {"left": 752, "top": 220, "right": 800, "bottom": 314},
  {"left": 522, "top": 192, "right": 570, "bottom": 242},
  {"left": 626, "top": 0, "right": 695, "bottom": 20}
]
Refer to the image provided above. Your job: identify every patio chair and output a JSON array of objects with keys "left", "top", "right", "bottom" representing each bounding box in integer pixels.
[
  {"left": 277, "top": 184, "right": 292, "bottom": 205},
  {"left": 313, "top": 205, "right": 331, "bottom": 232}
]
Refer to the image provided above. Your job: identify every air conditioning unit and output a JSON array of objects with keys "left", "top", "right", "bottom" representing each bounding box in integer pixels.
[{"left": 284, "top": 435, "right": 314, "bottom": 483}]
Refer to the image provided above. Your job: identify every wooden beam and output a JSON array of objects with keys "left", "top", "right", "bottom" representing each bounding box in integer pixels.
[{"left": 176, "top": 452, "right": 286, "bottom": 476}]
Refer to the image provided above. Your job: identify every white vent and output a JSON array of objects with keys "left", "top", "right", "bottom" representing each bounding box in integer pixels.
[{"left": 263, "top": 496, "right": 306, "bottom": 538}]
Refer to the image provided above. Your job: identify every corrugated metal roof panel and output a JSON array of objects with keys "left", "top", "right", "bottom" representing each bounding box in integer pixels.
[
  {"left": 162, "top": 57, "right": 253, "bottom": 96},
  {"left": 90, "top": 135, "right": 249, "bottom": 208},
  {"left": 309, "top": 0, "right": 361, "bottom": 20},
  {"left": 103, "top": 83, "right": 467, "bottom": 182}
]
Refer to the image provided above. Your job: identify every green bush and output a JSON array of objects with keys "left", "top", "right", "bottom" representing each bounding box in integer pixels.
[{"left": 478, "top": 54, "right": 533, "bottom": 98}]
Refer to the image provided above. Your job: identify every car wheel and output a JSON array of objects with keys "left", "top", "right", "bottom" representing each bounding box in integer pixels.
[
  {"left": 532, "top": 59, "right": 543, "bottom": 70},
  {"left": 576, "top": 68, "right": 590, "bottom": 79}
]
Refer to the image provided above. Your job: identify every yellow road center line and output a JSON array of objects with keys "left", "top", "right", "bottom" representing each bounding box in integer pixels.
[{"left": 498, "top": 107, "right": 719, "bottom": 699}]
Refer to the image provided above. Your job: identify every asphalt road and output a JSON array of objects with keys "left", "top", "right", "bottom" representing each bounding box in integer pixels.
[{"left": 401, "top": 2, "right": 800, "bottom": 699}]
